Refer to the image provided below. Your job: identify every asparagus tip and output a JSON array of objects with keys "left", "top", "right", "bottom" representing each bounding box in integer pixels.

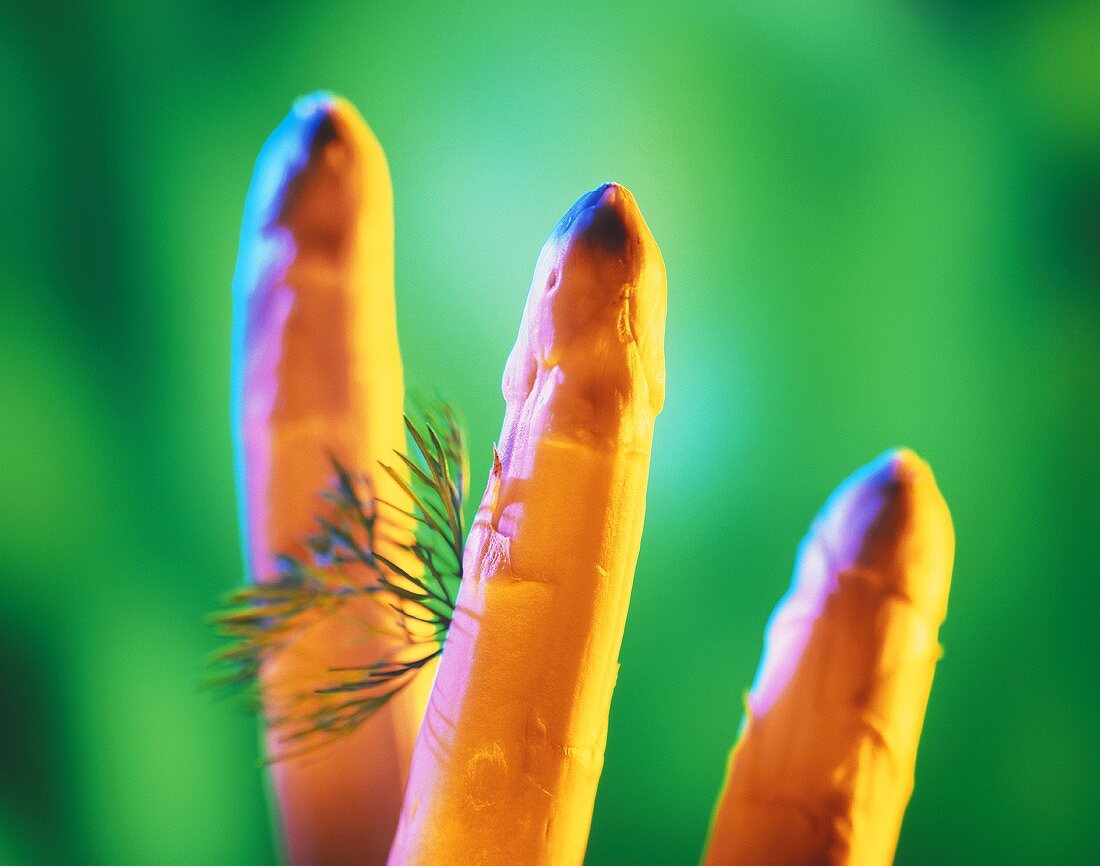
[{"left": 553, "top": 181, "right": 641, "bottom": 252}]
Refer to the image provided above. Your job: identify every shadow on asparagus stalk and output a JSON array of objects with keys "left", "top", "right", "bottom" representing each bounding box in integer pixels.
[{"left": 211, "top": 93, "right": 954, "bottom": 866}]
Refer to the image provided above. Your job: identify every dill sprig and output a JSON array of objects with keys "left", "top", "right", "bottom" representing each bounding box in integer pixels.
[{"left": 208, "top": 405, "right": 468, "bottom": 756}]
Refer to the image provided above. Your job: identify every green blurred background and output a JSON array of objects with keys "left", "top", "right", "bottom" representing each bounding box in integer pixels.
[{"left": 1, "top": 0, "right": 1098, "bottom": 863}]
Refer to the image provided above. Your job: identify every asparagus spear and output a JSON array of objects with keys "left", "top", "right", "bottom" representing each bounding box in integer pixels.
[
  {"left": 703, "top": 449, "right": 954, "bottom": 866},
  {"left": 387, "top": 183, "right": 667, "bottom": 866},
  {"left": 231, "top": 93, "right": 431, "bottom": 865}
]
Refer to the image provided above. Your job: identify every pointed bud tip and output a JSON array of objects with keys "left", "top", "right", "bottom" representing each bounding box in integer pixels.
[
  {"left": 241, "top": 92, "right": 387, "bottom": 229},
  {"left": 816, "top": 447, "right": 952, "bottom": 601},
  {"left": 872, "top": 447, "right": 930, "bottom": 488},
  {"left": 283, "top": 91, "right": 374, "bottom": 153},
  {"left": 825, "top": 448, "right": 932, "bottom": 534},
  {"left": 503, "top": 181, "right": 665, "bottom": 429},
  {"left": 291, "top": 90, "right": 340, "bottom": 120},
  {"left": 553, "top": 181, "right": 643, "bottom": 253}
]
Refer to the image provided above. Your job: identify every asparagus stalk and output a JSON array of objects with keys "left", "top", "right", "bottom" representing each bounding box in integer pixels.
[
  {"left": 387, "top": 183, "right": 667, "bottom": 866},
  {"left": 231, "top": 92, "right": 431, "bottom": 865},
  {"left": 703, "top": 449, "right": 954, "bottom": 866}
]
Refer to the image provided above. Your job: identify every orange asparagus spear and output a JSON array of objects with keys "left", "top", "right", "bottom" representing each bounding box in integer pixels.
[
  {"left": 703, "top": 449, "right": 954, "bottom": 866},
  {"left": 388, "top": 183, "right": 667, "bottom": 866},
  {"left": 231, "top": 93, "right": 431, "bottom": 865}
]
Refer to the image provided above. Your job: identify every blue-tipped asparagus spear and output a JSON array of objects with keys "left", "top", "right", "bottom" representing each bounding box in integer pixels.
[
  {"left": 705, "top": 449, "right": 954, "bottom": 866},
  {"left": 230, "top": 93, "right": 431, "bottom": 866}
]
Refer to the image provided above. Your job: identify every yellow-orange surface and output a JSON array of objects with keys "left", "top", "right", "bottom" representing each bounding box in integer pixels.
[{"left": 388, "top": 183, "right": 667, "bottom": 866}]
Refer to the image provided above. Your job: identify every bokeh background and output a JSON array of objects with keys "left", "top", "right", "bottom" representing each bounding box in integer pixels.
[{"left": 2, "top": 0, "right": 1098, "bottom": 863}]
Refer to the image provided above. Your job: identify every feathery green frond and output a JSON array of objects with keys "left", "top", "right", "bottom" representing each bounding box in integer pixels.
[{"left": 208, "top": 403, "right": 468, "bottom": 755}]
